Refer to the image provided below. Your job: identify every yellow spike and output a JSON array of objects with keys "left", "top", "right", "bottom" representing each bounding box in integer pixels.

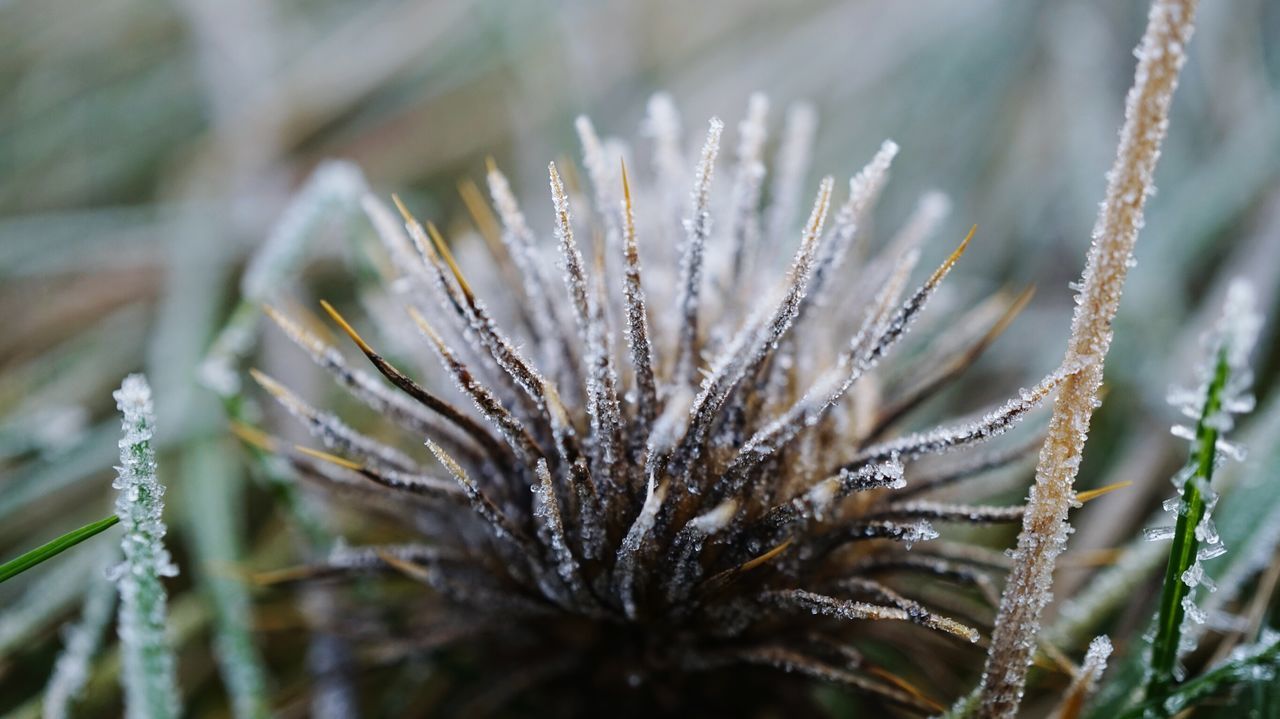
[
  {"left": 261, "top": 303, "right": 324, "bottom": 356},
  {"left": 425, "top": 222, "right": 475, "bottom": 299},
  {"left": 293, "top": 444, "right": 364, "bottom": 472},
  {"left": 319, "top": 300, "right": 376, "bottom": 356},
  {"left": 405, "top": 305, "right": 446, "bottom": 349},
  {"left": 542, "top": 378, "right": 572, "bottom": 429},
  {"left": 390, "top": 193, "right": 415, "bottom": 225},
  {"left": 925, "top": 224, "right": 977, "bottom": 287},
  {"left": 261, "top": 302, "right": 288, "bottom": 328},
  {"left": 864, "top": 666, "right": 945, "bottom": 714},
  {"left": 203, "top": 559, "right": 255, "bottom": 583},
  {"left": 272, "top": 298, "right": 341, "bottom": 347},
  {"left": 252, "top": 565, "right": 322, "bottom": 586},
  {"left": 458, "top": 178, "right": 502, "bottom": 247},
  {"left": 1076, "top": 480, "right": 1132, "bottom": 505},
  {"left": 1058, "top": 548, "right": 1124, "bottom": 569},
  {"left": 298, "top": 301, "right": 343, "bottom": 345},
  {"left": 248, "top": 368, "right": 289, "bottom": 400},
  {"left": 739, "top": 538, "right": 794, "bottom": 573},
  {"left": 376, "top": 549, "right": 433, "bottom": 583},
  {"left": 988, "top": 285, "right": 1036, "bottom": 340},
  {"left": 620, "top": 156, "right": 632, "bottom": 208},
  {"left": 484, "top": 155, "right": 498, "bottom": 175},
  {"left": 228, "top": 420, "right": 278, "bottom": 453},
  {"left": 946, "top": 285, "right": 1037, "bottom": 372},
  {"left": 591, "top": 227, "right": 607, "bottom": 272},
  {"left": 1017, "top": 638, "right": 1079, "bottom": 678},
  {"left": 620, "top": 158, "right": 642, "bottom": 270}
]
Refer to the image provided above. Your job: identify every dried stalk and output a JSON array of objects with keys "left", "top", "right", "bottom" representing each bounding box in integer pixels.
[{"left": 975, "top": 1, "right": 1200, "bottom": 715}]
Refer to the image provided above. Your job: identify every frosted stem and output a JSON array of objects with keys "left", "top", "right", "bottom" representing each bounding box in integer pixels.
[
  {"left": 111, "top": 374, "right": 181, "bottom": 719},
  {"left": 977, "top": 2, "right": 1200, "bottom": 715}
]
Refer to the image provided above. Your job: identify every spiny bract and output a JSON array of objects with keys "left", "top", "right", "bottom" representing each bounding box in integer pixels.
[{"left": 250, "top": 93, "right": 1072, "bottom": 717}]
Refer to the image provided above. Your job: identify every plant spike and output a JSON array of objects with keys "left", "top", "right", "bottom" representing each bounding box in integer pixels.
[
  {"left": 673, "top": 117, "right": 725, "bottom": 386},
  {"left": 725, "top": 93, "right": 769, "bottom": 288},
  {"left": 549, "top": 161, "right": 626, "bottom": 495},
  {"left": 618, "top": 158, "right": 659, "bottom": 447},
  {"left": 1050, "top": 636, "right": 1112, "bottom": 719}
]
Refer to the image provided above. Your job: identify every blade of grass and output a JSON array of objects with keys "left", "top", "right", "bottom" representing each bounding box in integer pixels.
[
  {"left": 0, "top": 515, "right": 119, "bottom": 584},
  {"left": 111, "top": 374, "right": 181, "bottom": 719},
  {"left": 1145, "top": 347, "right": 1230, "bottom": 703},
  {"left": 1120, "top": 632, "right": 1280, "bottom": 719}
]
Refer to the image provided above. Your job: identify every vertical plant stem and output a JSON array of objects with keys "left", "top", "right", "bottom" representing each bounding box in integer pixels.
[
  {"left": 1145, "top": 348, "right": 1228, "bottom": 702},
  {"left": 976, "top": 1, "right": 1199, "bottom": 716},
  {"left": 183, "top": 438, "right": 274, "bottom": 719},
  {"left": 43, "top": 551, "right": 119, "bottom": 719},
  {"left": 111, "top": 374, "right": 181, "bottom": 719}
]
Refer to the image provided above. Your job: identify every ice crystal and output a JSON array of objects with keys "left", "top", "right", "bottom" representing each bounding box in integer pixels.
[{"left": 248, "top": 93, "right": 1078, "bottom": 715}]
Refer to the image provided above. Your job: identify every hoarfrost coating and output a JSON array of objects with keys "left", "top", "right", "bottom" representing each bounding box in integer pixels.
[{"left": 111, "top": 374, "right": 180, "bottom": 719}]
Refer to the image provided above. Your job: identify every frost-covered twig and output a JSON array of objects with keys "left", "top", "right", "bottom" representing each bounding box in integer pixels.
[
  {"left": 977, "top": 1, "right": 1199, "bottom": 715},
  {"left": 111, "top": 374, "right": 180, "bottom": 719}
]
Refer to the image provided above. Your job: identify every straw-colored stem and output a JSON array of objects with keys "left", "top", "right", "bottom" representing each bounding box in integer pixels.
[{"left": 976, "top": 1, "right": 1199, "bottom": 716}]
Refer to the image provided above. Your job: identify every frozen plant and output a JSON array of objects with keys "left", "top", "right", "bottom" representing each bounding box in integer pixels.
[
  {"left": 1143, "top": 280, "right": 1261, "bottom": 707},
  {"left": 247, "top": 87, "right": 1077, "bottom": 714},
  {"left": 110, "top": 374, "right": 180, "bottom": 719}
]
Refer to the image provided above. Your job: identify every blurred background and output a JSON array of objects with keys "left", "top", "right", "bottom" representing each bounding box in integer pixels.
[{"left": 1, "top": 0, "right": 1278, "bottom": 716}]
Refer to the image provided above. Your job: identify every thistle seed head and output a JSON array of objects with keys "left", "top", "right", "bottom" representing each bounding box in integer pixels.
[{"left": 252, "top": 94, "right": 1069, "bottom": 716}]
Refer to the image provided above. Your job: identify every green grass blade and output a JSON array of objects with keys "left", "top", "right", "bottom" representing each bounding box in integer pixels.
[
  {"left": 0, "top": 514, "right": 120, "bottom": 584},
  {"left": 1145, "top": 347, "right": 1230, "bottom": 704},
  {"left": 1121, "top": 633, "right": 1280, "bottom": 719}
]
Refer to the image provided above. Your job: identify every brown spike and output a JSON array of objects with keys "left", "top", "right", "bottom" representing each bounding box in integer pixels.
[
  {"left": 228, "top": 420, "right": 278, "bottom": 453},
  {"left": 318, "top": 300, "right": 375, "bottom": 356},
  {"left": 318, "top": 300, "right": 510, "bottom": 463},
  {"left": 1075, "top": 480, "right": 1132, "bottom": 504},
  {"left": 294, "top": 444, "right": 364, "bottom": 472},
  {"left": 458, "top": 178, "right": 503, "bottom": 248},
  {"left": 426, "top": 222, "right": 475, "bottom": 300}
]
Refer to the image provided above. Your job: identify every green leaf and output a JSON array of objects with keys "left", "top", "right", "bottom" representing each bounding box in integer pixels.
[{"left": 0, "top": 514, "right": 120, "bottom": 584}]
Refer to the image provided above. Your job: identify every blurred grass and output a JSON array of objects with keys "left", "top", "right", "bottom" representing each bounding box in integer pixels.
[{"left": 0, "top": 0, "right": 1278, "bottom": 715}]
